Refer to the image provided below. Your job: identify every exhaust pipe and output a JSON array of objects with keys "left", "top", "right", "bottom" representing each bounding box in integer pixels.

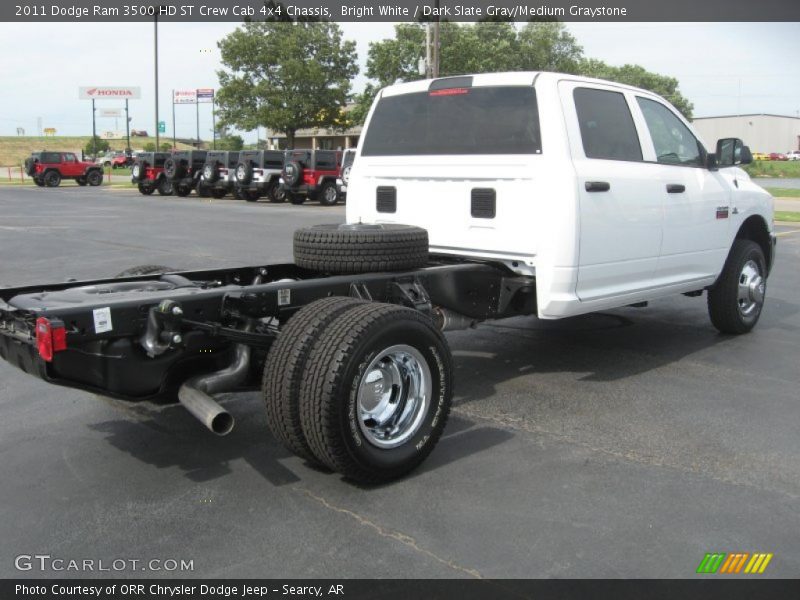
[
  {"left": 178, "top": 342, "right": 250, "bottom": 436},
  {"left": 433, "top": 307, "right": 479, "bottom": 332}
]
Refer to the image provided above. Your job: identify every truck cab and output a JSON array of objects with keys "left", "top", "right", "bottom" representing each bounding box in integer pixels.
[{"left": 346, "top": 72, "right": 775, "bottom": 324}]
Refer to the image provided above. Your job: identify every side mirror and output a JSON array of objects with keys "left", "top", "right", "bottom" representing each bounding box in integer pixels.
[{"left": 716, "top": 138, "right": 752, "bottom": 167}]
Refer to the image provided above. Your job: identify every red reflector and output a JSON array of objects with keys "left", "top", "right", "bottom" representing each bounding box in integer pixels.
[
  {"left": 35, "top": 317, "right": 53, "bottom": 362},
  {"left": 303, "top": 173, "right": 316, "bottom": 185},
  {"left": 429, "top": 88, "right": 469, "bottom": 97},
  {"left": 35, "top": 317, "right": 67, "bottom": 362}
]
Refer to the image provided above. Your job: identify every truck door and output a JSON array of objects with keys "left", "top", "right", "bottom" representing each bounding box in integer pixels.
[
  {"left": 631, "top": 96, "right": 731, "bottom": 284},
  {"left": 559, "top": 81, "right": 665, "bottom": 302},
  {"left": 63, "top": 153, "right": 80, "bottom": 177}
]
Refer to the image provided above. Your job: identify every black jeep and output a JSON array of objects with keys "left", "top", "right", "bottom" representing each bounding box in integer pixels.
[
  {"left": 233, "top": 150, "right": 286, "bottom": 203},
  {"left": 131, "top": 152, "right": 173, "bottom": 196},
  {"left": 199, "top": 151, "right": 240, "bottom": 199},
  {"left": 163, "top": 150, "right": 208, "bottom": 197}
]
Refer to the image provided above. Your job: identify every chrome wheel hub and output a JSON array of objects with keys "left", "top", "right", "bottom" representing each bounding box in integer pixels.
[
  {"left": 738, "top": 260, "right": 764, "bottom": 317},
  {"left": 324, "top": 186, "right": 337, "bottom": 202},
  {"left": 356, "top": 345, "right": 431, "bottom": 449}
]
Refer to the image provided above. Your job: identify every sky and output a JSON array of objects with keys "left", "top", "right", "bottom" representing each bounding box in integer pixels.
[{"left": 0, "top": 21, "right": 798, "bottom": 143}]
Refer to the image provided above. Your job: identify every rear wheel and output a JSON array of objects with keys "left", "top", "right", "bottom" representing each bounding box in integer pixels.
[
  {"left": 211, "top": 188, "right": 227, "bottom": 199},
  {"left": 708, "top": 239, "right": 767, "bottom": 334},
  {"left": 262, "top": 297, "right": 365, "bottom": 464},
  {"left": 288, "top": 192, "right": 305, "bottom": 205},
  {"left": 33, "top": 177, "right": 45, "bottom": 187},
  {"left": 86, "top": 170, "right": 103, "bottom": 186},
  {"left": 175, "top": 185, "right": 191, "bottom": 197},
  {"left": 244, "top": 190, "right": 260, "bottom": 202},
  {"left": 44, "top": 171, "right": 61, "bottom": 187},
  {"left": 138, "top": 182, "right": 155, "bottom": 195},
  {"left": 299, "top": 302, "right": 453, "bottom": 483}
]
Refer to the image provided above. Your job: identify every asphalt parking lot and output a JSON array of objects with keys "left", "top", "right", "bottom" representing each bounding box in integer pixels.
[{"left": 1, "top": 185, "right": 799, "bottom": 578}]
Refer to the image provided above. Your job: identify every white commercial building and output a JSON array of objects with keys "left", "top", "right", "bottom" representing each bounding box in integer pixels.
[{"left": 691, "top": 114, "right": 800, "bottom": 154}]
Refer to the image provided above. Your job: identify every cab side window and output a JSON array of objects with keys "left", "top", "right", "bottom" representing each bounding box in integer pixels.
[
  {"left": 573, "top": 87, "right": 642, "bottom": 162},
  {"left": 636, "top": 97, "right": 702, "bottom": 166},
  {"left": 64, "top": 153, "right": 77, "bottom": 162}
]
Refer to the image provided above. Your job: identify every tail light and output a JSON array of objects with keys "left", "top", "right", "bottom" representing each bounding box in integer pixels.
[
  {"left": 35, "top": 317, "right": 67, "bottom": 362},
  {"left": 303, "top": 172, "right": 316, "bottom": 185},
  {"left": 35, "top": 164, "right": 44, "bottom": 173}
]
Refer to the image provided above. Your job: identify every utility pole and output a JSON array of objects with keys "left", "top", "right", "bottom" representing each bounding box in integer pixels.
[
  {"left": 154, "top": 13, "right": 160, "bottom": 149},
  {"left": 125, "top": 99, "right": 130, "bottom": 152},
  {"left": 425, "top": 22, "right": 432, "bottom": 78},
  {"left": 195, "top": 90, "right": 200, "bottom": 147},
  {"left": 432, "top": 0, "right": 440, "bottom": 78},
  {"left": 172, "top": 90, "right": 176, "bottom": 150},
  {"left": 91, "top": 99, "right": 96, "bottom": 158}
]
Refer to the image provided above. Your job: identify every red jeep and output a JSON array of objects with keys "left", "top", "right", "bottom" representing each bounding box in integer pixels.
[
  {"left": 131, "top": 152, "right": 173, "bottom": 196},
  {"left": 24, "top": 151, "right": 104, "bottom": 187},
  {"left": 111, "top": 154, "right": 131, "bottom": 169},
  {"left": 279, "top": 149, "right": 342, "bottom": 206}
]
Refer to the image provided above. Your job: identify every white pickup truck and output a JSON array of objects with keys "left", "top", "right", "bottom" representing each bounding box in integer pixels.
[
  {"left": 0, "top": 72, "right": 777, "bottom": 484},
  {"left": 347, "top": 71, "right": 776, "bottom": 335}
]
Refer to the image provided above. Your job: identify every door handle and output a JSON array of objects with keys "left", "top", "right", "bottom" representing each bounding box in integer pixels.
[
  {"left": 585, "top": 181, "right": 610, "bottom": 192},
  {"left": 666, "top": 184, "right": 685, "bottom": 193}
]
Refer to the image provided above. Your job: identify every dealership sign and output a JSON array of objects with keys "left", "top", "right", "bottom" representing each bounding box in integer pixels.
[
  {"left": 197, "top": 88, "right": 214, "bottom": 103},
  {"left": 79, "top": 86, "right": 141, "bottom": 100},
  {"left": 173, "top": 89, "right": 197, "bottom": 104}
]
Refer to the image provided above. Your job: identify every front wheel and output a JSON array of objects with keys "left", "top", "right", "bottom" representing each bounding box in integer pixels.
[
  {"left": 708, "top": 239, "right": 767, "bottom": 334},
  {"left": 86, "top": 170, "right": 103, "bottom": 186},
  {"left": 76, "top": 177, "right": 87, "bottom": 186},
  {"left": 266, "top": 180, "right": 286, "bottom": 203},
  {"left": 317, "top": 181, "right": 339, "bottom": 206},
  {"left": 299, "top": 302, "right": 453, "bottom": 483},
  {"left": 157, "top": 179, "right": 173, "bottom": 196},
  {"left": 138, "top": 182, "right": 155, "bottom": 195},
  {"left": 175, "top": 184, "right": 191, "bottom": 197}
]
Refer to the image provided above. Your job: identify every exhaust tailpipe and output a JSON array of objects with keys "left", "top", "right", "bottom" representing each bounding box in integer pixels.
[
  {"left": 433, "top": 307, "right": 479, "bottom": 332},
  {"left": 178, "top": 342, "right": 251, "bottom": 436}
]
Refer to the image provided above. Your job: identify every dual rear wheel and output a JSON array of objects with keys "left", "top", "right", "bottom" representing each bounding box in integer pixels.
[{"left": 262, "top": 298, "right": 452, "bottom": 483}]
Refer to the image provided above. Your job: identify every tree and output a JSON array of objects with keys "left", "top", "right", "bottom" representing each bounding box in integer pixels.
[
  {"left": 84, "top": 136, "right": 110, "bottom": 157},
  {"left": 215, "top": 20, "right": 358, "bottom": 148},
  {"left": 143, "top": 142, "right": 156, "bottom": 152},
  {"left": 215, "top": 134, "right": 244, "bottom": 151},
  {"left": 577, "top": 59, "right": 694, "bottom": 118},
  {"left": 352, "top": 22, "right": 693, "bottom": 123}
]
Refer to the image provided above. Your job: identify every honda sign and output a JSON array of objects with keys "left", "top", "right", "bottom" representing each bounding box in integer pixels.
[{"left": 79, "top": 86, "right": 141, "bottom": 100}]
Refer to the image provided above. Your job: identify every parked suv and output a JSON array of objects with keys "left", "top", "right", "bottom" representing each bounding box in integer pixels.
[
  {"left": 233, "top": 150, "right": 286, "bottom": 202},
  {"left": 348, "top": 72, "right": 775, "bottom": 334},
  {"left": 200, "top": 151, "right": 240, "bottom": 199},
  {"left": 336, "top": 148, "right": 356, "bottom": 202},
  {"left": 163, "top": 150, "right": 207, "bottom": 197},
  {"left": 131, "top": 152, "right": 173, "bottom": 196},
  {"left": 280, "top": 149, "right": 342, "bottom": 206},
  {"left": 24, "top": 151, "right": 104, "bottom": 187}
]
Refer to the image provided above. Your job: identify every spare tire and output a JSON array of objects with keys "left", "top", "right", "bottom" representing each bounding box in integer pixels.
[
  {"left": 293, "top": 223, "right": 429, "bottom": 274},
  {"left": 282, "top": 161, "right": 303, "bottom": 187},
  {"left": 164, "top": 157, "right": 185, "bottom": 179},
  {"left": 203, "top": 162, "right": 220, "bottom": 183},
  {"left": 132, "top": 161, "right": 147, "bottom": 182},
  {"left": 24, "top": 157, "right": 36, "bottom": 177},
  {"left": 235, "top": 161, "right": 252, "bottom": 185}
]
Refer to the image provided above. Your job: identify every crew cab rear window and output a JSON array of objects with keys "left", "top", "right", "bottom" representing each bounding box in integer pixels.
[
  {"left": 361, "top": 86, "right": 542, "bottom": 156},
  {"left": 573, "top": 88, "right": 642, "bottom": 161}
]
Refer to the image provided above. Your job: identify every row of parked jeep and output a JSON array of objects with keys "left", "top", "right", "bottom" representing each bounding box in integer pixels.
[{"left": 132, "top": 149, "right": 356, "bottom": 206}]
